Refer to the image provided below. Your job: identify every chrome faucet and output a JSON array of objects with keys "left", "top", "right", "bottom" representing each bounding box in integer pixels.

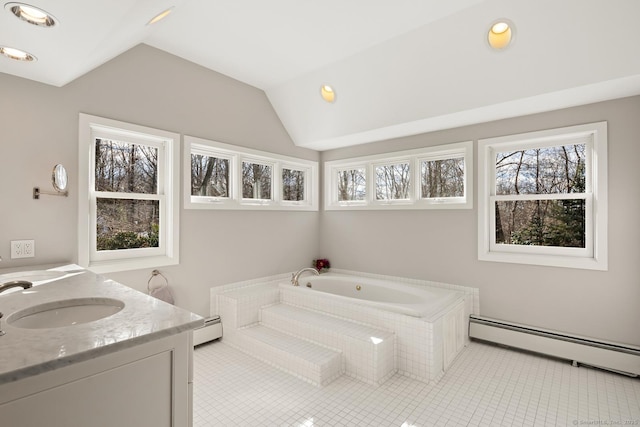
[
  {"left": 291, "top": 267, "right": 319, "bottom": 286},
  {"left": 0, "top": 280, "right": 33, "bottom": 294}
]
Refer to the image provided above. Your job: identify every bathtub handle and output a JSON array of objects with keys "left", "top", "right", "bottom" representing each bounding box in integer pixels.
[{"left": 291, "top": 267, "right": 320, "bottom": 286}]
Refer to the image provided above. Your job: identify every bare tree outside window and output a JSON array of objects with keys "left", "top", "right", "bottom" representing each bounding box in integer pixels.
[
  {"left": 242, "top": 161, "right": 272, "bottom": 199},
  {"left": 95, "top": 139, "right": 157, "bottom": 194},
  {"left": 337, "top": 168, "right": 366, "bottom": 201},
  {"left": 282, "top": 168, "right": 305, "bottom": 201},
  {"left": 94, "top": 138, "right": 160, "bottom": 251},
  {"left": 421, "top": 157, "right": 464, "bottom": 198},
  {"left": 494, "top": 143, "right": 586, "bottom": 248},
  {"left": 375, "top": 163, "right": 410, "bottom": 200},
  {"left": 191, "top": 154, "right": 229, "bottom": 197}
]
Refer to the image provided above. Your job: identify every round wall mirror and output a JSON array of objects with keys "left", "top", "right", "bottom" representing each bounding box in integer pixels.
[{"left": 52, "top": 164, "right": 68, "bottom": 192}]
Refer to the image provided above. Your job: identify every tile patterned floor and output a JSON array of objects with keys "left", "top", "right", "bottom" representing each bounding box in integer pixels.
[{"left": 193, "top": 340, "right": 640, "bottom": 426}]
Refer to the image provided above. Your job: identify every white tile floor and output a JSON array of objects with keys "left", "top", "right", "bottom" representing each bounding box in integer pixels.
[{"left": 193, "top": 340, "right": 640, "bottom": 427}]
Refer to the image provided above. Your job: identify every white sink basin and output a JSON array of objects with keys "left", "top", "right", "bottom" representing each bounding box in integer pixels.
[
  {"left": 7, "top": 298, "right": 125, "bottom": 329},
  {"left": 0, "top": 270, "right": 66, "bottom": 285}
]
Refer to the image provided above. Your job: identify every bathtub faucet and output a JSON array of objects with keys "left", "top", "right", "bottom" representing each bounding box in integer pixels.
[{"left": 291, "top": 267, "right": 319, "bottom": 286}]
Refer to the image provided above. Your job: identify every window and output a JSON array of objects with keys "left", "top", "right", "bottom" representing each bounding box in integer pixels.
[
  {"left": 337, "top": 167, "right": 366, "bottom": 202},
  {"left": 282, "top": 167, "right": 306, "bottom": 202},
  {"left": 478, "top": 122, "right": 608, "bottom": 270},
  {"left": 420, "top": 157, "right": 465, "bottom": 198},
  {"left": 375, "top": 161, "right": 411, "bottom": 201},
  {"left": 191, "top": 152, "right": 230, "bottom": 198},
  {"left": 78, "top": 114, "right": 180, "bottom": 273},
  {"left": 324, "top": 141, "right": 473, "bottom": 210},
  {"left": 184, "top": 135, "right": 318, "bottom": 210},
  {"left": 242, "top": 160, "right": 272, "bottom": 200}
]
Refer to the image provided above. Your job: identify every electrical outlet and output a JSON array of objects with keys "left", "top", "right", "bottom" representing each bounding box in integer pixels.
[
  {"left": 11, "top": 240, "right": 35, "bottom": 259},
  {"left": 23, "top": 240, "right": 34, "bottom": 257}
]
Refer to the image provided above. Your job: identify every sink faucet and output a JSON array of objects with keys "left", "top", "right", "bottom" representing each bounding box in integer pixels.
[
  {"left": 291, "top": 267, "right": 320, "bottom": 286},
  {"left": 0, "top": 280, "right": 33, "bottom": 294}
]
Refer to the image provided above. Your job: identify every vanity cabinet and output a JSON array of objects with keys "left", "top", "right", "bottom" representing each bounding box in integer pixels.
[{"left": 0, "top": 331, "right": 193, "bottom": 427}]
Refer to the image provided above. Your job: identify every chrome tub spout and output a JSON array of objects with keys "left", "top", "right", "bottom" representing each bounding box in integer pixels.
[{"left": 291, "top": 267, "right": 319, "bottom": 286}]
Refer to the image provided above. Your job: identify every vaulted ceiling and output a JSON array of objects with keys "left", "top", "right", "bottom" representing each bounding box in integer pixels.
[{"left": 2, "top": 0, "right": 639, "bottom": 150}]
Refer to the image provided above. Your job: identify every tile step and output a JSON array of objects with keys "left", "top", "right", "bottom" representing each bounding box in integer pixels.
[
  {"left": 235, "top": 325, "right": 343, "bottom": 386},
  {"left": 261, "top": 303, "right": 394, "bottom": 344},
  {"left": 260, "top": 303, "right": 396, "bottom": 385}
]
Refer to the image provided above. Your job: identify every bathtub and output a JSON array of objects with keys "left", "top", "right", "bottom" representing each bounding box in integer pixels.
[
  {"left": 214, "top": 271, "right": 476, "bottom": 384},
  {"left": 278, "top": 272, "right": 474, "bottom": 383},
  {"left": 295, "top": 274, "right": 464, "bottom": 319}
]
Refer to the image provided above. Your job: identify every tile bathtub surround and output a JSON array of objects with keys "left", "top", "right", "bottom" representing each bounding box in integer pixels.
[
  {"left": 193, "top": 340, "right": 640, "bottom": 427},
  {"left": 213, "top": 271, "right": 476, "bottom": 385},
  {"left": 210, "top": 274, "right": 290, "bottom": 315},
  {"left": 216, "top": 284, "right": 280, "bottom": 330},
  {"left": 280, "top": 285, "right": 451, "bottom": 383}
]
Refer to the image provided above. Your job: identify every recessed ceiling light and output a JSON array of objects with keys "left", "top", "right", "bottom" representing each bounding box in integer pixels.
[
  {"left": 487, "top": 19, "right": 514, "bottom": 50},
  {"left": 147, "top": 6, "right": 174, "bottom": 25},
  {"left": 6, "top": 3, "right": 58, "bottom": 27},
  {"left": 320, "top": 85, "right": 336, "bottom": 103},
  {"left": 0, "top": 46, "right": 36, "bottom": 61}
]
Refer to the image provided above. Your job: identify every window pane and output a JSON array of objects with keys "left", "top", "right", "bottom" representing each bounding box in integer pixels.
[
  {"left": 282, "top": 168, "right": 305, "bottom": 201},
  {"left": 495, "top": 144, "right": 585, "bottom": 195},
  {"left": 191, "top": 154, "right": 229, "bottom": 197},
  {"left": 96, "top": 199, "right": 160, "bottom": 251},
  {"left": 242, "top": 162, "right": 272, "bottom": 199},
  {"left": 337, "top": 168, "right": 366, "bottom": 201},
  {"left": 95, "top": 139, "right": 158, "bottom": 194},
  {"left": 375, "top": 163, "right": 410, "bottom": 200},
  {"left": 495, "top": 199, "right": 586, "bottom": 248},
  {"left": 421, "top": 157, "right": 464, "bottom": 198}
]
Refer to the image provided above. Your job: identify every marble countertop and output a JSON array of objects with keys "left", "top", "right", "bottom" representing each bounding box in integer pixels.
[{"left": 0, "top": 264, "right": 203, "bottom": 385}]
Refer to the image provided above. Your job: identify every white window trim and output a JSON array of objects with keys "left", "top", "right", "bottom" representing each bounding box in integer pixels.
[
  {"left": 78, "top": 114, "right": 180, "bottom": 273},
  {"left": 184, "top": 135, "right": 318, "bottom": 211},
  {"left": 477, "top": 121, "right": 608, "bottom": 270},
  {"left": 324, "top": 141, "right": 473, "bottom": 210}
]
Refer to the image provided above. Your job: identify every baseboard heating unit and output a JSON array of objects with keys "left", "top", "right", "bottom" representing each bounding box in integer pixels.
[
  {"left": 193, "top": 315, "right": 222, "bottom": 346},
  {"left": 469, "top": 315, "right": 640, "bottom": 377}
]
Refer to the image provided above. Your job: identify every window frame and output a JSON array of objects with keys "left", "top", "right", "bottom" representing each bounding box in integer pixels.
[
  {"left": 418, "top": 152, "right": 466, "bottom": 202},
  {"left": 331, "top": 163, "right": 369, "bottom": 207},
  {"left": 372, "top": 158, "right": 413, "bottom": 205},
  {"left": 240, "top": 156, "right": 275, "bottom": 204},
  {"left": 78, "top": 114, "right": 180, "bottom": 273},
  {"left": 477, "top": 121, "right": 608, "bottom": 270},
  {"left": 281, "top": 163, "right": 310, "bottom": 205},
  {"left": 190, "top": 145, "right": 234, "bottom": 201},
  {"left": 184, "top": 135, "right": 318, "bottom": 211},
  {"left": 324, "top": 141, "right": 473, "bottom": 210}
]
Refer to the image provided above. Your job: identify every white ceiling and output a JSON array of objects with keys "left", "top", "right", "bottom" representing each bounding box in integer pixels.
[{"left": 2, "top": 0, "right": 640, "bottom": 150}]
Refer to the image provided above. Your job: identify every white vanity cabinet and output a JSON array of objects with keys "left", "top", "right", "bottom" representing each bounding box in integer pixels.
[
  {"left": 0, "top": 331, "right": 193, "bottom": 427},
  {"left": 0, "top": 266, "right": 202, "bottom": 426}
]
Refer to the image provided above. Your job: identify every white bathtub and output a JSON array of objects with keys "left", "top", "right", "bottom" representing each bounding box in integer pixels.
[
  {"left": 296, "top": 274, "right": 463, "bottom": 319},
  {"left": 278, "top": 272, "right": 473, "bottom": 382},
  {"left": 215, "top": 271, "right": 476, "bottom": 384}
]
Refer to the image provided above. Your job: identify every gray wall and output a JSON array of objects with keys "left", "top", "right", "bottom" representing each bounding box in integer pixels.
[
  {"left": 321, "top": 96, "right": 640, "bottom": 346},
  {"left": 1, "top": 43, "right": 638, "bottom": 346},
  {"left": 0, "top": 44, "right": 320, "bottom": 316}
]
